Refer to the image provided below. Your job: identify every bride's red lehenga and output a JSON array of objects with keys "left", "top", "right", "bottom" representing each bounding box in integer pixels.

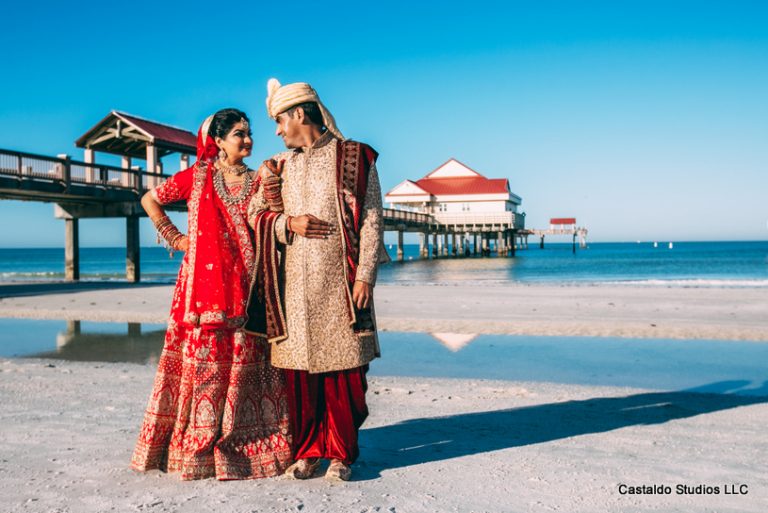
[{"left": 130, "top": 121, "right": 291, "bottom": 480}]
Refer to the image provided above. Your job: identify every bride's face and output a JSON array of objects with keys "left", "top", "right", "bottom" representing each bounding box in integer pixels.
[{"left": 217, "top": 121, "right": 253, "bottom": 162}]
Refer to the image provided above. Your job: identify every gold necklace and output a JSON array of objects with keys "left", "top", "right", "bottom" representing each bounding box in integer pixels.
[
  {"left": 215, "top": 160, "right": 248, "bottom": 176},
  {"left": 213, "top": 168, "right": 253, "bottom": 206}
]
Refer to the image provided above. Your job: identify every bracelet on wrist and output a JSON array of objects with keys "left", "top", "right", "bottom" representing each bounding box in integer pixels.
[{"left": 152, "top": 214, "right": 186, "bottom": 257}]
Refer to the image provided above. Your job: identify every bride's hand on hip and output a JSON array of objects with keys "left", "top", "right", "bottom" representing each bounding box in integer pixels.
[{"left": 177, "top": 236, "right": 190, "bottom": 252}]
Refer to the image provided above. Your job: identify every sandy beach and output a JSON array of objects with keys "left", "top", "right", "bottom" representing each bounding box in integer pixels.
[
  {"left": 1, "top": 281, "right": 767, "bottom": 512},
  {"left": 1, "top": 358, "right": 767, "bottom": 513}
]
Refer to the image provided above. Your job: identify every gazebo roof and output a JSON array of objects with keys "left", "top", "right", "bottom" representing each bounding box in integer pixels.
[{"left": 75, "top": 111, "right": 196, "bottom": 159}]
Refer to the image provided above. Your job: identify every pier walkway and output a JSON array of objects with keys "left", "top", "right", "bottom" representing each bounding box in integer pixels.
[
  {"left": 0, "top": 112, "right": 530, "bottom": 282},
  {"left": 384, "top": 209, "right": 526, "bottom": 260},
  {"left": 0, "top": 147, "right": 527, "bottom": 281}
]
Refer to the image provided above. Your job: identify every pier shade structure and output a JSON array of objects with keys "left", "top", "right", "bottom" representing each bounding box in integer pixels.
[
  {"left": 384, "top": 159, "right": 525, "bottom": 260},
  {"left": 0, "top": 111, "right": 195, "bottom": 282},
  {"left": 524, "top": 217, "right": 589, "bottom": 253}
]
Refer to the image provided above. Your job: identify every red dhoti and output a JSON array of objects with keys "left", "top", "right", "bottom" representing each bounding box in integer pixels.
[{"left": 285, "top": 365, "right": 368, "bottom": 465}]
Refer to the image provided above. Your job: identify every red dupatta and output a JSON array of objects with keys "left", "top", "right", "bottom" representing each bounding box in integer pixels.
[{"left": 181, "top": 116, "right": 286, "bottom": 341}]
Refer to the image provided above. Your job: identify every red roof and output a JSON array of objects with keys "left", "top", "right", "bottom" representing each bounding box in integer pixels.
[
  {"left": 415, "top": 177, "right": 509, "bottom": 195},
  {"left": 550, "top": 218, "right": 576, "bottom": 225},
  {"left": 424, "top": 158, "right": 483, "bottom": 179},
  {"left": 116, "top": 112, "right": 197, "bottom": 149},
  {"left": 75, "top": 111, "right": 197, "bottom": 157}
]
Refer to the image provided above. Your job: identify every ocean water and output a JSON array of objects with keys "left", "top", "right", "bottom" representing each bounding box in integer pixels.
[{"left": 0, "top": 241, "right": 767, "bottom": 286}]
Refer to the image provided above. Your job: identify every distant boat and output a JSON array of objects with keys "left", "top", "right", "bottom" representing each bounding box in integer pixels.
[
  {"left": 669, "top": 242, "right": 674, "bottom": 249},
  {"left": 653, "top": 242, "right": 658, "bottom": 248}
]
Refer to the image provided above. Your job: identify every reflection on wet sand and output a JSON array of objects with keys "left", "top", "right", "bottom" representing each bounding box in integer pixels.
[
  {"left": 429, "top": 333, "right": 478, "bottom": 352},
  {"left": 36, "top": 320, "right": 165, "bottom": 364},
  {"left": 3, "top": 319, "right": 767, "bottom": 396}
]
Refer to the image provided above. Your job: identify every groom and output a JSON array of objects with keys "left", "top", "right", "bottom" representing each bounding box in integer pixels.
[{"left": 249, "top": 79, "right": 384, "bottom": 481}]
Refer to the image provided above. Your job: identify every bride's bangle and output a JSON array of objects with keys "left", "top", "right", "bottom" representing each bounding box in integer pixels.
[{"left": 152, "top": 214, "right": 185, "bottom": 256}]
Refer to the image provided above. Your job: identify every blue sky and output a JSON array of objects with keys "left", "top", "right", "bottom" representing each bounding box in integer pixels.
[{"left": 1, "top": 0, "right": 767, "bottom": 246}]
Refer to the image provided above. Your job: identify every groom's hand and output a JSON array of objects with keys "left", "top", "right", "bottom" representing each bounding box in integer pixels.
[
  {"left": 290, "top": 214, "right": 332, "bottom": 239},
  {"left": 352, "top": 281, "right": 373, "bottom": 310}
]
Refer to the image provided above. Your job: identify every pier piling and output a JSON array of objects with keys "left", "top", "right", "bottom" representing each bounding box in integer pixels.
[
  {"left": 126, "top": 216, "right": 141, "bottom": 282},
  {"left": 128, "top": 322, "right": 141, "bottom": 337},
  {"left": 64, "top": 218, "right": 80, "bottom": 282},
  {"left": 419, "top": 232, "right": 428, "bottom": 258}
]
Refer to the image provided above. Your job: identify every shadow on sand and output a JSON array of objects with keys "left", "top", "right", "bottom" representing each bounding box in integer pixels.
[{"left": 355, "top": 380, "right": 768, "bottom": 480}]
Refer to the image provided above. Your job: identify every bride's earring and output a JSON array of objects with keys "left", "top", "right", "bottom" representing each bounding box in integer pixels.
[{"left": 218, "top": 148, "right": 227, "bottom": 161}]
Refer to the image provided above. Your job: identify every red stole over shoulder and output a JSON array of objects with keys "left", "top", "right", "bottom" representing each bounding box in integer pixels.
[
  {"left": 335, "top": 139, "right": 378, "bottom": 334},
  {"left": 245, "top": 210, "right": 287, "bottom": 343},
  {"left": 183, "top": 162, "right": 285, "bottom": 342}
]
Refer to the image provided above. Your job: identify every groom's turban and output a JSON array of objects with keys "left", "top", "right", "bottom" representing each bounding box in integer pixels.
[{"left": 266, "top": 78, "right": 344, "bottom": 141}]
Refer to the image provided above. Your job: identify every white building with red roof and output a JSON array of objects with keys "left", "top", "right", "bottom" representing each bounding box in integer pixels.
[{"left": 384, "top": 158, "right": 523, "bottom": 229}]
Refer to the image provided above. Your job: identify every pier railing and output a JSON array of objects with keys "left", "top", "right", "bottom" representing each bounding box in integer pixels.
[
  {"left": 433, "top": 211, "right": 524, "bottom": 229},
  {"left": 0, "top": 148, "right": 171, "bottom": 194},
  {"left": 1, "top": 146, "right": 528, "bottom": 232},
  {"left": 383, "top": 208, "right": 433, "bottom": 225}
]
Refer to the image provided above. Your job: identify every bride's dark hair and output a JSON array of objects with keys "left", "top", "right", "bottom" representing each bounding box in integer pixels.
[{"left": 209, "top": 108, "right": 250, "bottom": 139}]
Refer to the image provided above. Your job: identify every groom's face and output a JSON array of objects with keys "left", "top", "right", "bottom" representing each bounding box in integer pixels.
[{"left": 274, "top": 110, "right": 302, "bottom": 149}]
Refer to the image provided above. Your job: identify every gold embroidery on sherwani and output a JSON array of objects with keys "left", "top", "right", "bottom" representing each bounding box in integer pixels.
[{"left": 248, "top": 134, "right": 384, "bottom": 373}]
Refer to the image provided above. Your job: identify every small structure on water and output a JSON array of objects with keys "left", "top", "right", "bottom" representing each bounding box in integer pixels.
[{"left": 525, "top": 217, "right": 589, "bottom": 253}]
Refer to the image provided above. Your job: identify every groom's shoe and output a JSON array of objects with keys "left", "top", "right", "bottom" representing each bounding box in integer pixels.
[
  {"left": 324, "top": 459, "right": 352, "bottom": 482},
  {"left": 284, "top": 458, "right": 321, "bottom": 480}
]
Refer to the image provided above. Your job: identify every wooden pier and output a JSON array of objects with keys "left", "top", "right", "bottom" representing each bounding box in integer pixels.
[
  {"left": 0, "top": 146, "right": 192, "bottom": 282},
  {"left": 383, "top": 209, "right": 526, "bottom": 261},
  {"left": 0, "top": 148, "right": 528, "bottom": 281},
  {"left": 0, "top": 112, "right": 530, "bottom": 282},
  {"left": 0, "top": 112, "right": 196, "bottom": 282}
]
